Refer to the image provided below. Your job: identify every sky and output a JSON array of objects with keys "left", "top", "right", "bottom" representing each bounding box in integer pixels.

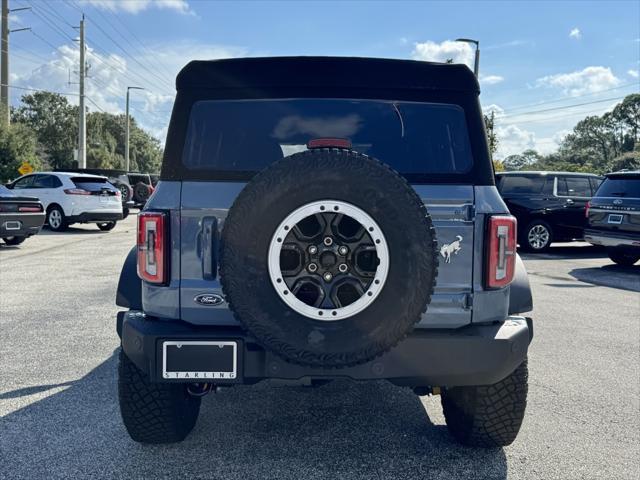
[{"left": 6, "top": 0, "right": 640, "bottom": 159}]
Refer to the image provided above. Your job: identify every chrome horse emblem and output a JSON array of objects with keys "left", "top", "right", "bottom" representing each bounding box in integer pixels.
[{"left": 440, "top": 235, "right": 463, "bottom": 264}]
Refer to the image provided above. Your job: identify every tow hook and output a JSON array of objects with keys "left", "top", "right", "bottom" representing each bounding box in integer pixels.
[{"left": 187, "top": 383, "right": 217, "bottom": 397}]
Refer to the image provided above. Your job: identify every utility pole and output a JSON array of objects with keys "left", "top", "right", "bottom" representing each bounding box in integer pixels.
[
  {"left": 1, "top": 0, "right": 29, "bottom": 125},
  {"left": 77, "top": 15, "right": 86, "bottom": 168},
  {"left": 125, "top": 86, "right": 143, "bottom": 171},
  {"left": 1, "top": 0, "right": 8, "bottom": 124}
]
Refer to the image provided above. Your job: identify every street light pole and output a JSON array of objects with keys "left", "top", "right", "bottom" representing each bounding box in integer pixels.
[
  {"left": 125, "top": 86, "right": 144, "bottom": 172},
  {"left": 455, "top": 38, "right": 480, "bottom": 77}
]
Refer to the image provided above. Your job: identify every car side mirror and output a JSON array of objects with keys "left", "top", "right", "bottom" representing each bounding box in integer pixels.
[{"left": 5, "top": 183, "right": 14, "bottom": 189}]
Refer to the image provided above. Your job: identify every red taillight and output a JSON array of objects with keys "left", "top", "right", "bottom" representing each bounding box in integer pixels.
[
  {"left": 64, "top": 188, "right": 91, "bottom": 195},
  {"left": 18, "top": 205, "right": 42, "bottom": 212},
  {"left": 115, "top": 190, "right": 121, "bottom": 198},
  {"left": 137, "top": 212, "right": 167, "bottom": 284},
  {"left": 486, "top": 215, "right": 517, "bottom": 289},
  {"left": 585, "top": 201, "right": 591, "bottom": 218}
]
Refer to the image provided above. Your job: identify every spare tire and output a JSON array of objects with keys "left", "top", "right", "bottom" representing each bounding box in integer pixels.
[
  {"left": 133, "top": 182, "right": 151, "bottom": 203},
  {"left": 114, "top": 181, "right": 132, "bottom": 203},
  {"left": 220, "top": 149, "right": 438, "bottom": 368}
]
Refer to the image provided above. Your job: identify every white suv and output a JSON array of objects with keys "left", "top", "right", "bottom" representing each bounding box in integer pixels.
[{"left": 7, "top": 172, "right": 123, "bottom": 232}]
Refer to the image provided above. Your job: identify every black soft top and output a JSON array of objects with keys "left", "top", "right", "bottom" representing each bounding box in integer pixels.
[{"left": 176, "top": 56, "right": 479, "bottom": 94}]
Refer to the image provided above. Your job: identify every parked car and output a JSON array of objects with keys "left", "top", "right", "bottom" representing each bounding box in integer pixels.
[
  {"left": 584, "top": 170, "right": 640, "bottom": 266},
  {"left": 116, "top": 57, "right": 533, "bottom": 448},
  {"left": 496, "top": 171, "right": 603, "bottom": 252},
  {"left": 6, "top": 172, "right": 123, "bottom": 232},
  {"left": 56, "top": 168, "right": 148, "bottom": 211},
  {"left": 0, "top": 185, "right": 45, "bottom": 245}
]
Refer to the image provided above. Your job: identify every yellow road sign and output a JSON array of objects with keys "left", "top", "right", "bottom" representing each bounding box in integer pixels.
[{"left": 17, "top": 162, "right": 34, "bottom": 176}]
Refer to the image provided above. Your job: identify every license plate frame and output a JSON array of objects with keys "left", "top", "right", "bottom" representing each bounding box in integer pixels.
[
  {"left": 162, "top": 341, "right": 238, "bottom": 380},
  {"left": 607, "top": 214, "right": 623, "bottom": 224}
]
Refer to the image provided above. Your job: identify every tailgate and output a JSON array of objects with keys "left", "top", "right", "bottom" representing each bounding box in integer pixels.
[
  {"left": 179, "top": 182, "right": 475, "bottom": 328},
  {"left": 588, "top": 197, "right": 640, "bottom": 234}
]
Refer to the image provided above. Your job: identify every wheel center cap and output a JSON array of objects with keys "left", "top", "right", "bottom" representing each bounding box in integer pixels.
[{"left": 319, "top": 251, "right": 337, "bottom": 268}]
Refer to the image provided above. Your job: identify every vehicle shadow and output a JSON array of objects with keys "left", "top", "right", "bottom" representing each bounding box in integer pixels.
[
  {"left": 519, "top": 243, "right": 606, "bottom": 261},
  {"left": 570, "top": 264, "right": 640, "bottom": 292},
  {"left": 39, "top": 226, "right": 105, "bottom": 236},
  {"left": 0, "top": 351, "right": 508, "bottom": 480}
]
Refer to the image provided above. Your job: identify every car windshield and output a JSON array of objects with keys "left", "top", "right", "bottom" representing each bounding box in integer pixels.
[
  {"left": 596, "top": 177, "right": 640, "bottom": 198},
  {"left": 182, "top": 98, "right": 473, "bottom": 179}
]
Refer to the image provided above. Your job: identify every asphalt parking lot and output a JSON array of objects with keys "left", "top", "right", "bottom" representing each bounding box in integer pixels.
[{"left": 1, "top": 215, "right": 638, "bottom": 480}]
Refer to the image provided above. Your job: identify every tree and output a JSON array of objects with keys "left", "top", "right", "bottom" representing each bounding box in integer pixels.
[
  {"left": 0, "top": 122, "right": 40, "bottom": 182},
  {"left": 484, "top": 112, "right": 499, "bottom": 159},
  {"left": 12, "top": 92, "right": 77, "bottom": 170},
  {"left": 609, "top": 150, "right": 640, "bottom": 172},
  {"left": 10, "top": 92, "right": 163, "bottom": 173},
  {"left": 500, "top": 94, "right": 639, "bottom": 174},
  {"left": 502, "top": 149, "right": 541, "bottom": 171}
]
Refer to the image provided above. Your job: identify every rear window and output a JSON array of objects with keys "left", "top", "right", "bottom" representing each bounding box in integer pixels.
[
  {"left": 596, "top": 177, "right": 640, "bottom": 198},
  {"left": 497, "top": 175, "right": 550, "bottom": 195},
  {"left": 182, "top": 99, "right": 473, "bottom": 179},
  {"left": 71, "top": 177, "right": 115, "bottom": 192}
]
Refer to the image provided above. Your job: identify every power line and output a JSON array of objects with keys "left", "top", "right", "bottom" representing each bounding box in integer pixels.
[
  {"left": 500, "top": 83, "right": 638, "bottom": 113},
  {"left": 499, "top": 105, "right": 620, "bottom": 126},
  {"left": 85, "top": 16, "right": 173, "bottom": 94},
  {"left": 85, "top": 95, "right": 105, "bottom": 112},
  {"left": 29, "top": 5, "right": 76, "bottom": 43},
  {"left": 499, "top": 96, "right": 627, "bottom": 119},
  {"left": 84, "top": 3, "right": 175, "bottom": 85},
  {"left": 1, "top": 82, "right": 79, "bottom": 96},
  {"left": 31, "top": 29, "right": 67, "bottom": 52}
]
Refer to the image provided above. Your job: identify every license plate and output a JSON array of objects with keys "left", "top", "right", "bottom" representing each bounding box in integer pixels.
[
  {"left": 162, "top": 341, "right": 237, "bottom": 380},
  {"left": 100, "top": 196, "right": 108, "bottom": 203},
  {"left": 608, "top": 214, "right": 623, "bottom": 224}
]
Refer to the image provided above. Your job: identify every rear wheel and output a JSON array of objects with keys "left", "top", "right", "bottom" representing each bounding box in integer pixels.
[
  {"left": 607, "top": 249, "right": 640, "bottom": 266},
  {"left": 118, "top": 349, "right": 201, "bottom": 444},
  {"left": 2, "top": 236, "right": 26, "bottom": 245},
  {"left": 441, "top": 359, "right": 528, "bottom": 447},
  {"left": 47, "top": 205, "right": 68, "bottom": 232},
  {"left": 522, "top": 220, "right": 552, "bottom": 252},
  {"left": 97, "top": 222, "right": 116, "bottom": 231}
]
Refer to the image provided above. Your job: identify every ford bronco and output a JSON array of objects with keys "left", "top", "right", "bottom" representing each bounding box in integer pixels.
[{"left": 115, "top": 57, "right": 533, "bottom": 447}]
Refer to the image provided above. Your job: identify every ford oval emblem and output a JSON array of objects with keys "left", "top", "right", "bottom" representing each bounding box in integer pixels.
[{"left": 194, "top": 293, "right": 225, "bottom": 306}]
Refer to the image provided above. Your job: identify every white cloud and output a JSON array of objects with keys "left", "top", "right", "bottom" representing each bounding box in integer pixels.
[
  {"left": 495, "top": 124, "right": 536, "bottom": 158},
  {"left": 480, "top": 74, "right": 504, "bottom": 85},
  {"left": 483, "top": 104, "right": 505, "bottom": 117},
  {"left": 569, "top": 28, "right": 582, "bottom": 40},
  {"left": 80, "top": 0, "right": 192, "bottom": 15},
  {"left": 411, "top": 40, "right": 474, "bottom": 68},
  {"left": 628, "top": 69, "right": 639, "bottom": 78},
  {"left": 536, "top": 66, "right": 621, "bottom": 96}
]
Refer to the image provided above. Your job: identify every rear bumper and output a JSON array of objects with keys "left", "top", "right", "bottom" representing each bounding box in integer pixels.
[
  {"left": 118, "top": 311, "right": 532, "bottom": 387},
  {"left": 584, "top": 229, "right": 640, "bottom": 249},
  {"left": 67, "top": 211, "right": 123, "bottom": 223},
  {"left": 0, "top": 212, "right": 45, "bottom": 237}
]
